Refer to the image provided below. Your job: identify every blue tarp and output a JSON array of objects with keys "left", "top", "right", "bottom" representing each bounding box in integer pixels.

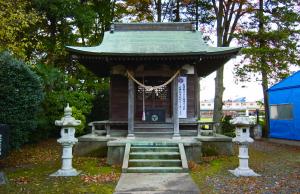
[{"left": 268, "top": 71, "right": 300, "bottom": 140}]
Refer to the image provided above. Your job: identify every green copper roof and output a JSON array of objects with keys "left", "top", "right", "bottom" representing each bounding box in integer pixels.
[{"left": 66, "top": 30, "right": 240, "bottom": 56}]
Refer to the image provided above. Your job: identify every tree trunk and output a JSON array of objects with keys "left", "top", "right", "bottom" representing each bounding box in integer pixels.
[
  {"left": 175, "top": 0, "right": 180, "bottom": 22},
  {"left": 213, "top": 66, "right": 225, "bottom": 133},
  {"left": 261, "top": 69, "right": 269, "bottom": 137},
  {"left": 213, "top": 0, "right": 224, "bottom": 133},
  {"left": 258, "top": 0, "right": 269, "bottom": 137},
  {"left": 111, "top": 0, "right": 116, "bottom": 22},
  {"left": 157, "top": 0, "right": 162, "bottom": 22},
  {"left": 195, "top": 0, "right": 199, "bottom": 30}
]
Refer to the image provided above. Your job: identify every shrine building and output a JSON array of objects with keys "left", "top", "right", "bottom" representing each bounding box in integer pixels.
[{"left": 67, "top": 23, "right": 240, "bottom": 173}]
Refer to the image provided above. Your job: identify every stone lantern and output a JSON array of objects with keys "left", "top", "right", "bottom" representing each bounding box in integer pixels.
[
  {"left": 50, "top": 104, "right": 81, "bottom": 177},
  {"left": 229, "top": 116, "right": 260, "bottom": 177}
]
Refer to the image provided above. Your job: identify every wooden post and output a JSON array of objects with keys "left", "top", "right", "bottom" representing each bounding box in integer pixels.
[
  {"left": 172, "top": 75, "right": 180, "bottom": 139},
  {"left": 127, "top": 78, "right": 135, "bottom": 139},
  {"left": 196, "top": 76, "right": 201, "bottom": 119},
  {"left": 195, "top": 74, "right": 201, "bottom": 135}
]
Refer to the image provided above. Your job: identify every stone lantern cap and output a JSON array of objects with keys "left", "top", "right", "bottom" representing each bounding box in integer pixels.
[
  {"left": 230, "top": 116, "right": 255, "bottom": 127},
  {"left": 55, "top": 104, "right": 81, "bottom": 127}
]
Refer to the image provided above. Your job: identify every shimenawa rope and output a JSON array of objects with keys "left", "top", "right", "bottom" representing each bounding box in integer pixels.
[{"left": 126, "top": 69, "right": 180, "bottom": 91}]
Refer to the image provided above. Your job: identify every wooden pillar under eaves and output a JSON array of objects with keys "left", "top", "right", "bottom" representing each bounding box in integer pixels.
[
  {"left": 195, "top": 74, "right": 201, "bottom": 135},
  {"left": 195, "top": 75, "right": 201, "bottom": 119},
  {"left": 172, "top": 75, "right": 181, "bottom": 139},
  {"left": 127, "top": 78, "right": 135, "bottom": 139}
]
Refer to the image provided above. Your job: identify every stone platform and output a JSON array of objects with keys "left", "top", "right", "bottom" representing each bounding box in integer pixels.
[{"left": 74, "top": 133, "right": 233, "bottom": 165}]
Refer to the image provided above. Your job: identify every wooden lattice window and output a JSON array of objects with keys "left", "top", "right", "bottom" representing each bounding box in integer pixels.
[{"left": 136, "top": 78, "right": 169, "bottom": 101}]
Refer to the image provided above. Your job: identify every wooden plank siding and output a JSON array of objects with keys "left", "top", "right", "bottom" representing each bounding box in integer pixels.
[
  {"left": 109, "top": 74, "right": 197, "bottom": 122},
  {"left": 110, "top": 75, "right": 128, "bottom": 121},
  {"left": 186, "top": 74, "right": 196, "bottom": 118}
]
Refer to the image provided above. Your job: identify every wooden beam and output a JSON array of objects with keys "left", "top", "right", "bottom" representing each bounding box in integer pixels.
[
  {"left": 127, "top": 78, "right": 135, "bottom": 139},
  {"left": 172, "top": 75, "right": 180, "bottom": 139}
]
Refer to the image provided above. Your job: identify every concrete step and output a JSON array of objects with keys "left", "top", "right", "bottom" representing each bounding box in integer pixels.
[
  {"left": 131, "top": 142, "right": 178, "bottom": 147},
  {"left": 122, "top": 142, "right": 189, "bottom": 173},
  {"left": 131, "top": 146, "right": 179, "bottom": 152},
  {"left": 126, "top": 166, "right": 186, "bottom": 173},
  {"left": 180, "top": 130, "right": 198, "bottom": 136},
  {"left": 129, "top": 152, "right": 180, "bottom": 160},
  {"left": 134, "top": 128, "right": 173, "bottom": 132},
  {"left": 129, "top": 159, "right": 182, "bottom": 167},
  {"left": 134, "top": 132, "right": 173, "bottom": 137},
  {"left": 134, "top": 123, "right": 173, "bottom": 128}
]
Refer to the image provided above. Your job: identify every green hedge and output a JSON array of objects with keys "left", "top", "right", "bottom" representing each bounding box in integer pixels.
[{"left": 0, "top": 52, "right": 43, "bottom": 149}]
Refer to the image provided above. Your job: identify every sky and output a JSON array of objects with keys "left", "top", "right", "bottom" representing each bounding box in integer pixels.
[
  {"left": 200, "top": 57, "right": 264, "bottom": 102},
  {"left": 200, "top": 57, "right": 300, "bottom": 102}
]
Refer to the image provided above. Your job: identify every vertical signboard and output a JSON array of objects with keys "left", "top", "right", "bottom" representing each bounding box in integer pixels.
[{"left": 178, "top": 76, "right": 187, "bottom": 118}]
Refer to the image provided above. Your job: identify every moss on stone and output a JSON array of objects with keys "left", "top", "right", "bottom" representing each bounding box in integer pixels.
[{"left": 202, "top": 145, "right": 219, "bottom": 156}]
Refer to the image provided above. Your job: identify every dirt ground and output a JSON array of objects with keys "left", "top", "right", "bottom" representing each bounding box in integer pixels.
[
  {"left": 0, "top": 139, "right": 299, "bottom": 193},
  {"left": 191, "top": 140, "right": 300, "bottom": 194},
  {"left": 0, "top": 139, "right": 120, "bottom": 194}
]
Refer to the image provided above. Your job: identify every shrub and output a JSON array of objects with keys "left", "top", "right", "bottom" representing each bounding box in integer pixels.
[
  {"left": 0, "top": 52, "right": 43, "bottom": 149},
  {"left": 221, "top": 115, "right": 236, "bottom": 137},
  {"left": 33, "top": 63, "right": 93, "bottom": 137},
  {"left": 87, "top": 83, "right": 109, "bottom": 123},
  {"left": 71, "top": 106, "right": 86, "bottom": 136},
  {"left": 39, "top": 90, "right": 94, "bottom": 137}
]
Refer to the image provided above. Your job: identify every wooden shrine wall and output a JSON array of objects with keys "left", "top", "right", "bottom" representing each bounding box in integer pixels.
[
  {"left": 109, "top": 74, "right": 197, "bottom": 121},
  {"left": 110, "top": 75, "right": 128, "bottom": 121},
  {"left": 186, "top": 74, "right": 196, "bottom": 119}
]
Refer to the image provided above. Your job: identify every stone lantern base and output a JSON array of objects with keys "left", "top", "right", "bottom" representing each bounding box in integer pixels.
[
  {"left": 50, "top": 168, "right": 81, "bottom": 177},
  {"left": 229, "top": 168, "right": 260, "bottom": 177}
]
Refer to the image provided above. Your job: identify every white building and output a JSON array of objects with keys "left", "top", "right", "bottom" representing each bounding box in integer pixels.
[{"left": 200, "top": 100, "right": 264, "bottom": 118}]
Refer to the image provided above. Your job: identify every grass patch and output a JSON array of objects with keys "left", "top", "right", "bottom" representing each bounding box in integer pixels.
[
  {"left": 202, "top": 145, "right": 219, "bottom": 156},
  {"left": 0, "top": 139, "right": 120, "bottom": 194},
  {"left": 199, "top": 117, "right": 212, "bottom": 122},
  {"left": 190, "top": 156, "right": 237, "bottom": 193}
]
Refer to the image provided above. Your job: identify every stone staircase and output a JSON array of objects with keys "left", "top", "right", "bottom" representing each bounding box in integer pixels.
[
  {"left": 134, "top": 123, "right": 173, "bottom": 137},
  {"left": 122, "top": 142, "right": 189, "bottom": 173}
]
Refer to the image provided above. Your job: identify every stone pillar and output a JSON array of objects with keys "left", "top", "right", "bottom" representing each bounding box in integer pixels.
[
  {"left": 229, "top": 116, "right": 260, "bottom": 177},
  {"left": 172, "top": 75, "right": 180, "bottom": 139},
  {"left": 50, "top": 104, "right": 81, "bottom": 177},
  {"left": 127, "top": 78, "right": 135, "bottom": 139}
]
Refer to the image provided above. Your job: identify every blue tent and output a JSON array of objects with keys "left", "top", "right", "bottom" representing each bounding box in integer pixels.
[{"left": 268, "top": 71, "right": 300, "bottom": 140}]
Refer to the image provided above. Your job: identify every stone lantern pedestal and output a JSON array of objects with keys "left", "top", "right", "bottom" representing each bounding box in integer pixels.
[
  {"left": 50, "top": 104, "right": 81, "bottom": 177},
  {"left": 229, "top": 116, "right": 260, "bottom": 177}
]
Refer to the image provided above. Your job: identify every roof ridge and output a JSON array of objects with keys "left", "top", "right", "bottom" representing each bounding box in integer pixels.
[
  {"left": 111, "top": 22, "right": 196, "bottom": 32},
  {"left": 268, "top": 70, "right": 300, "bottom": 91}
]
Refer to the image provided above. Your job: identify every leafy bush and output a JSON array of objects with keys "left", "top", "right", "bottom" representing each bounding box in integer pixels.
[
  {"left": 32, "top": 63, "right": 96, "bottom": 137},
  {"left": 32, "top": 63, "right": 110, "bottom": 138},
  {"left": 0, "top": 52, "right": 43, "bottom": 149},
  {"left": 70, "top": 106, "right": 86, "bottom": 136},
  {"left": 221, "top": 115, "right": 236, "bottom": 137},
  {"left": 87, "top": 81, "right": 110, "bottom": 123},
  {"left": 39, "top": 90, "right": 94, "bottom": 137}
]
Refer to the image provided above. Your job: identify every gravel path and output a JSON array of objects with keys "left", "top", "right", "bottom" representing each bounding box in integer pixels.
[{"left": 191, "top": 140, "right": 300, "bottom": 194}]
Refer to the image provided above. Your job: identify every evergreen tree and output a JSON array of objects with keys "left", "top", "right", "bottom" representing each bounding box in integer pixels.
[
  {"left": 0, "top": 52, "right": 43, "bottom": 148},
  {"left": 235, "top": 0, "right": 300, "bottom": 136}
]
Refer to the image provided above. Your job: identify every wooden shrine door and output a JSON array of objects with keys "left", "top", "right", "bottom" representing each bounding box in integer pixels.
[{"left": 135, "top": 77, "right": 171, "bottom": 122}]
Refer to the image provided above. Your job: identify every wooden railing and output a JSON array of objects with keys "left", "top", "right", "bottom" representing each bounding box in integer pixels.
[
  {"left": 88, "top": 120, "right": 127, "bottom": 137},
  {"left": 89, "top": 120, "right": 220, "bottom": 137}
]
